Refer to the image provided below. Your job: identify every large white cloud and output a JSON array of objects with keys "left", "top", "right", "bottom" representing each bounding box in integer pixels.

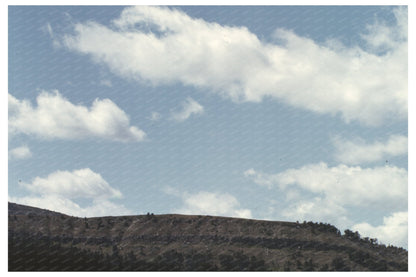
[
  {"left": 245, "top": 163, "right": 407, "bottom": 209},
  {"left": 167, "top": 189, "right": 252, "bottom": 219},
  {"left": 332, "top": 134, "right": 408, "bottom": 164},
  {"left": 60, "top": 6, "right": 407, "bottom": 126},
  {"left": 170, "top": 97, "right": 204, "bottom": 122},
  {"left": 352, "top": 211, "right": 408, "bottom": 248},
  {"left": 23, "top": 168, "right": 122, "bottom": 199},
  {"left": 11, "top": 168, "right": 131, "bottom": 217},
  {"left": 9, "top": 145, "right": 32, "bottom": 160},
  {"left": 245, "top": 163, "right": 408, "bottom": 247},
  {"left": 9, "top": 91, "right": 146, "bottom": 142}
]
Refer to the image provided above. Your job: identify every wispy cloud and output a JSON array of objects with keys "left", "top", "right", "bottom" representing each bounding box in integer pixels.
[
  {"left": 60, "top": 6, "right": 407, "bottom": 126},
  {"left": 170, "top": 97, "right": 204, "bottom": 122},
  {"left": 9, "top": 91, "right": 146, "bottom": 142},
  {"left": 361, "top": 7, "right": 407, "bottom": 53},
  {"left": 44, "top": 22, "right": 53, "bottom": 38},
  {"left": 10, "top": 168, "right": 131, "bottom": 217},
  {"left": 332, "top": 134, "right": 408, "bottom": 165},
  {"left": 42, "top": 22, "right": 61, "bottom": 48},
  {"left": 99, "top": 79, "right": 112, "bottom": 87},
  {"left": 9, "top": 145, "right": 32, "bottom": 160},
  {"left": 148, "top": 111, "right": 162, "bottom": 122}
]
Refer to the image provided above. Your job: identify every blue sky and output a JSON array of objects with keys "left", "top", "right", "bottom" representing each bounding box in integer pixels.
[{"left": 7, "top": 5, "right": 408, "bottom": 248}]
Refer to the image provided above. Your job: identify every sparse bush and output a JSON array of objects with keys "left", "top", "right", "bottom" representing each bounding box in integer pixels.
[{"left": 331, "top": 256, "right": 350, "bottom": 271}]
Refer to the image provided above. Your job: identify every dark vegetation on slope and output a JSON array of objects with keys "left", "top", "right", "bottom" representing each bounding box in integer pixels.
[{"left": 8, "top": 202, "right": 408, "bottom": 271}]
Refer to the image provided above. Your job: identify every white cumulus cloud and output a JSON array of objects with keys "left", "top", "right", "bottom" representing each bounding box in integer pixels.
[
  {"left": 281, "top": 197, "right": 351, "bottom": 232},
  {"left": 245, "top": 163, "right": 407, "bottom": 209},
  {"left": 22, "top": 168, "right": 122, "bottom": 199},
  {"left": 244, "top": 163, "right": 408, "bottom": 247},
  {"left": 170, "top": 97, "right": 204, "bottom": 122},
  {"left": 332, "top": 134, "right": 408, "bottom": 164},
  {"left": 60, "top": 6, "right": 407, "bottom": 126},
  {"left": 169, "top": 190, "right": 252, "bottom": 219},
  {"left": 9, "top": 145, "right": 32, "bottom": 160},
  {"left": 11, "top": 168, "right": 131, "bottom": 217},
  {"left": 9, "top": 91, "right": 146, "bottom": 142},
  {"left": 352, "top": 211, "right": 408, "bottom": 248}
]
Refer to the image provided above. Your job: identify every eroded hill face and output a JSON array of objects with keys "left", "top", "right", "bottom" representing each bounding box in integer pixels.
[{"left": 8, "top": 202, "right": 408, "bottom": 271}]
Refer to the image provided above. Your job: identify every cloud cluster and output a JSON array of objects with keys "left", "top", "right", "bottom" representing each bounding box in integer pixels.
[
  {"left": 170, "top": 97, "right": 204, "bottom": 122},
  {"left": 166, "top": 188, "right": 252, "bottom": 219},
  {"left": 9, "top": 145, "right": 32, "bottom": 160},
  {"left": 332, "top": 134, "right": 408, "bottom": 164},
  {"left": 60, "top": 6, "right": 407, "bottom": 126},
  {"left": 11, "top": 168, "right": 131, "bottom": 217},
  {"left": 245, "top": 162, "right": 408, "bottom": 247},
  {"left": 9, "top": 91, "right": 145, "bottom": 142},
  {"left": 245, "top": 163, "right": 407, "bottom": 210}
]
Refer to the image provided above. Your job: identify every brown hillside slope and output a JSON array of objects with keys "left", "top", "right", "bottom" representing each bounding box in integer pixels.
[{"left": 8, "top": 202, "right": 407, "bottom": 271}]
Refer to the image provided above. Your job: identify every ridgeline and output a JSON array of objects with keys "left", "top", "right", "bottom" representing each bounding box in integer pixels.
[{"left": 8, "top": 202, "right": 407, "bottom": 271}]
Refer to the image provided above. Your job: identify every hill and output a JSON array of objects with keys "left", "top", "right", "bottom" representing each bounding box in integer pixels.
[{"left": 8, "top": 202, "right": 407, "bottom": 271}]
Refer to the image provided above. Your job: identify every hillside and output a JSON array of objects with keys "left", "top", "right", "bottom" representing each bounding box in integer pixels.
[{"left": 8, "top": 202, "right": 407, "bottom": 271}]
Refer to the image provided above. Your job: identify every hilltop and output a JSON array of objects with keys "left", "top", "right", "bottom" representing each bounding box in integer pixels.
[{"left": 8, "top": 202, "right": 407, "bottom": 271}]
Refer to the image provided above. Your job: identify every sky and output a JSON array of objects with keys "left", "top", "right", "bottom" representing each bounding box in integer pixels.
[{"left": 7, "top": 5, "right": 409, "bottom": 248}]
